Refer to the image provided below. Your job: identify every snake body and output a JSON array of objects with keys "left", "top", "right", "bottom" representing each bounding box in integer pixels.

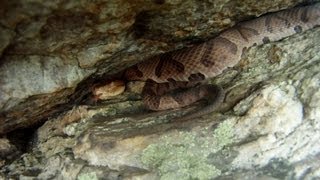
[{"left": 123, "top": 3, "right": 320, "bottom": 112}]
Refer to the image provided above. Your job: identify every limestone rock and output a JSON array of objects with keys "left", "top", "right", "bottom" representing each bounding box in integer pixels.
[
  {"left": 2, "top": 22, "right": 319, "bottom": 180},
  {"left": 1, "top": 0, "right": 320, "bottom": 179},
  {"left": 0, "top": 0, "right": 304, "bottom": 134}
]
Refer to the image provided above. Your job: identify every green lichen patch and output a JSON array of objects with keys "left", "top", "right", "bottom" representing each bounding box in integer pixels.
[
  {"left": 212, "top": 120, "right": 234, "bottom": 148},
  {"left": 140, "top": 120, "right": 235, "bottom": 180},
  {"left": 77, "top": 172, "right": 98, "bottom": 180}
]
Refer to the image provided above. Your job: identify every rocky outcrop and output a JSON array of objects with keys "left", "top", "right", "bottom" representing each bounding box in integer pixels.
[
  {"left": 1, "top": 0, "right": 319, "bottom": 179},
  {"left": 0, "top": 0, "right": 306, "bottom": 134}
]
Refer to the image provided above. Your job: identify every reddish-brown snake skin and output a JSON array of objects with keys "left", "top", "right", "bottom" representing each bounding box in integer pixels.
[{"left": 122, "top": 3, "right": 319, "bottom": 115}]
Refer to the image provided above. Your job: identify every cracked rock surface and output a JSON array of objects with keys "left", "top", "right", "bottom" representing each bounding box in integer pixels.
[
  {"left": 0, "top": 0, "right": 306, "bottom": 134},
  {"left": 1, "top": 0, "right": 320, "bottom": 179}
]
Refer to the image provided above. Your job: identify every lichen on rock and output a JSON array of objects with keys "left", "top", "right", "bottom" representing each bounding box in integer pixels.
[
  {"left": 140, "top": 120, "right": 234, "bottom": 179},
  {"left": 1, "top": 0, "right": 320, "bottom": 179}
]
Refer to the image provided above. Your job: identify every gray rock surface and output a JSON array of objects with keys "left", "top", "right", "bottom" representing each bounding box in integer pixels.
[
  {"left": 0, "top": 0, "right": 305, "bottom": 134},
  {"left": 1, "top": 0, "right": 320, "bottom": 179},
  {"left": 1, "top": 17, "right": 320, "bottom": 180}
]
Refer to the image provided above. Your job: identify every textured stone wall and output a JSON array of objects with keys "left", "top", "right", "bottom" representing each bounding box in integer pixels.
[
  {"left": 1, "top": 0, "right": 320, "bottom": 179},
  {"left": 0, "top": 0, "right": 305, "bottom": 134}
]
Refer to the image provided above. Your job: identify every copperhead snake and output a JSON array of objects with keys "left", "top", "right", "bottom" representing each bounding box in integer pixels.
[{"left": 94, "top": 3, "right": 320, "bottom": 118}]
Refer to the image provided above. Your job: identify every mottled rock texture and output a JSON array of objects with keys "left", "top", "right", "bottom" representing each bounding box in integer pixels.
[
  {"left": 1, "top": 0, "right": 320, "bottom": 179},
  {"left": 0, "top": 0, "right": 307, "bottom": 134}
]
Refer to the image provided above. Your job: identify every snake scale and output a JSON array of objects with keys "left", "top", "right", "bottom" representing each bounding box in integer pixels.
[{"left": 103, "top": 3, "right": 320, "bottom": 118}]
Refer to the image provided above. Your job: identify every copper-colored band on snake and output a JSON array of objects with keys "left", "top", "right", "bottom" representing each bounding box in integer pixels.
[{"left": 123, "top": 3, "right": 320, "bottom": 112}]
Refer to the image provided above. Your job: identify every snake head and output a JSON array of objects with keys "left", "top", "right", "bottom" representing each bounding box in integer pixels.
[{"left": 91, "top": 80, "right": 125, "bottom": 101}]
